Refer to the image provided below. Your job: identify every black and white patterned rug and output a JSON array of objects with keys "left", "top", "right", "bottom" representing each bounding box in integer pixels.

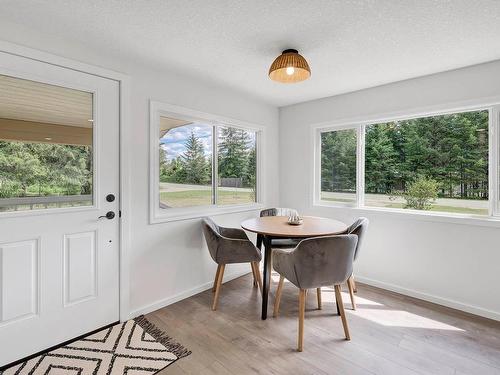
[{"left": 2, "top": 316, "right": 191, "bottom": 374}]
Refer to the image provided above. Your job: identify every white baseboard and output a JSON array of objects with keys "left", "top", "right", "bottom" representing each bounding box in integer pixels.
[
  {"left": 355, "top": 275, "right": 500, "bottom": 322},
  {"left": 127, "top": 270, "right": 250, "bottom": 319}
]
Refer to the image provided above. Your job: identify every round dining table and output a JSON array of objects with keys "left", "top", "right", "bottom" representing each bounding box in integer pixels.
[{"left": 241, "top": 215, "right": 348, "bottom": 320}]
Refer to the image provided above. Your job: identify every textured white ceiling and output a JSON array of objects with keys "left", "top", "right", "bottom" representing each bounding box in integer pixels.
[{"left": 1, "top": 0, "right": 500, "bottom": 107}]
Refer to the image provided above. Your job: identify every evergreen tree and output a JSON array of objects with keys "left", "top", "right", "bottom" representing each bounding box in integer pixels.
[
  {"left": 321, "top": 129, "right": 356, "bottom": 192},
  {"left": 159, "top": 146, "right": 168, "bottom": 178},
  {"left": 0, "top": 141, "right": 45, "bottom": 196},
  {"left": 247, "top": 146, "right": 257, "bottom": 198},
  {"left": 36, "top": 143, "right": 91, "bottom": 195},
  {"left": 218, "top": 127, "right": 251, "bottom": 182},
  {"left": 363, "top": 111, "right": 489, "bottom": 200},
  {"left": 365, "top": 123, "right": 398, "bottom": 193},
  {"left": 180, "top": 131, "right": 210, "bottom": 185},
  {"left": 0, "top": 141, "right": 91, "bottom": 197}
]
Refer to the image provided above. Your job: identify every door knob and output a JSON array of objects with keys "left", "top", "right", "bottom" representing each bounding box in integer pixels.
[{"left": 98, "top": 211, "right": 115, "bottom": 220}]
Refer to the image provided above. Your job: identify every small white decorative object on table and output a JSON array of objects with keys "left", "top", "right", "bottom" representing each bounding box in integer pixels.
[{"left": 288, "top": 212, "right": 304, "bottom": 225}]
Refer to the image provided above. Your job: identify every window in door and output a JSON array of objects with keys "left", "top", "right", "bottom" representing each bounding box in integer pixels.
[{"left": 0, "top": 74, "right": 94, "bottom": 212}]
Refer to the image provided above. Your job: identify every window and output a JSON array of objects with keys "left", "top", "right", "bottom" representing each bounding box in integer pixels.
[
  {"left": 320, "top": 129, "right": 357, "bottom": 204},
  {"left": 217, "top": 126, "right": 257, "bottom": 205},
  {"left": 0, "top": 74, "right": 93, "bottom": 212},
  {"left": 152, "top": 102, "right": 261, "bottom": 222},
  {"left": 159, "top": 118, "right": 213, "bottom": 208},
  {"left": 316, "top": 108, "right": 499, "bottom": 218},
  {"left": 364, "top": 111, "right": 488, "bottom": 215}
]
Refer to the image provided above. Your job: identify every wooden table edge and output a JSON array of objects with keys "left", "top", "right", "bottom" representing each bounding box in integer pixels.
[{"left": 241, "top": 216, "right": 348, "bottom": 238}]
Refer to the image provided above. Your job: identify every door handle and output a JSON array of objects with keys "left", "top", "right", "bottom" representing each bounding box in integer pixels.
[{"left": 98, "top": 211, "right": 115, "bottom": 220}]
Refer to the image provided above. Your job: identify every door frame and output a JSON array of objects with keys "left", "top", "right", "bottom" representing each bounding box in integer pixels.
[{"left": 0, "top": 40, "right": 132, "bottom": 322}]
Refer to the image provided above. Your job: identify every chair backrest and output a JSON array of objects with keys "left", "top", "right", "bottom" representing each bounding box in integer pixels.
[
  {"left": 201, "top": 217, "right": 221, "bottom": 262},
  {"left": 292, "top": 234, "right": 357, "bottom": 289},
  {"left": 260, "top": 207, "right": 298, "bottom": 217},
  {"left": 346, "top": 217, "right": 369, "bottom": 260}
]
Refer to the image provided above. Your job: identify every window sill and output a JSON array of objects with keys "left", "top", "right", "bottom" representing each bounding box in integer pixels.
[
  {"left": 150, "top": 203, "right": 265, "bottom": 224},
  {"left": 313, "top": 201, "right": 500, "bottom": 228}
]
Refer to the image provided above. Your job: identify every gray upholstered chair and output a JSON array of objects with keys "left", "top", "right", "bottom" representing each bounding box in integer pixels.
[
  {"left": 272, "top": 235, "right": 358, "bottom": 351},
  {"left": 343, "top": 217, "right": 369, "bottom": 310},
  {"left": 258, "top": 207, "right": 301, "bottom": 249},
  {"left": 315, "top": 217, "right": 369, "bottom": 311},
  {"left": 202, "top": 217, "right": 262, "bottom": 311}
]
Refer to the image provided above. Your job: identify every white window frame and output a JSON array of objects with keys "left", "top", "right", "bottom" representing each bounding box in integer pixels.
[
  {"left": 312, "top": 103, "right": 500, "bottom": 225},
  {"left": 149, "top": 101, "right": 264, "bottom": 224}
]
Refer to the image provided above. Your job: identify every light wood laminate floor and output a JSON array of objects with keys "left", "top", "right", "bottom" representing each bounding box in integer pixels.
[{"left": 147, "top": 272, "right": 500, "bottom": 375}]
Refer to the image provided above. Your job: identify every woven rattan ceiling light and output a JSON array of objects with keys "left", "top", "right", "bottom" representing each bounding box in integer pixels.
[{"left": 268, "top": 49, "right": 311, "bottom": 83}]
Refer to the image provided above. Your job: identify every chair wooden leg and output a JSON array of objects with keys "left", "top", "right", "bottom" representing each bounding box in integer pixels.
[
  {"left": 298, "top": 289, "right": 306, "bottom": 352},
  {"left": 273, "top": 275, "right": 285, "bottom": 317},
  {"left": 334, "top": 284, "right": 351, "bottom": 340},
  {"left": 251, "top": 262, "right": 258, "bottom": 288},
  {"left": 316, "top": 288, "right": 322, "bottom": 310},
  {"left": 252, "top": 261, "right": 263, "bottom": 294},
  {"left": 351, "top": 275, "right": 357, "bottom": 293},
  {"left": 212, "top": 264, "right": 221, "bottom": 292},
  {"left": 212, "top": 264, "right": 225, "bottom": 311},
  {"left": 347, "top": 276, "right": 356, "bottom": 310}
]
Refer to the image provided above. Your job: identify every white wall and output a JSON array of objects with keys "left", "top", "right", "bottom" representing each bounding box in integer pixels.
[
  {"left": 0, "top": 32, "right": 279, "bottom": 318},
  {"left": 126, "top": 67, "right": 279, "bottom": 317},
  {"left": 279, "top": 60, "right": 500, "bottom": 321}
]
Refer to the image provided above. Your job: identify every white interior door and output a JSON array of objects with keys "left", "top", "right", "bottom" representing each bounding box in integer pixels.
[{"left": 0, "top": 51, "right": 120, "bottom": 366}]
